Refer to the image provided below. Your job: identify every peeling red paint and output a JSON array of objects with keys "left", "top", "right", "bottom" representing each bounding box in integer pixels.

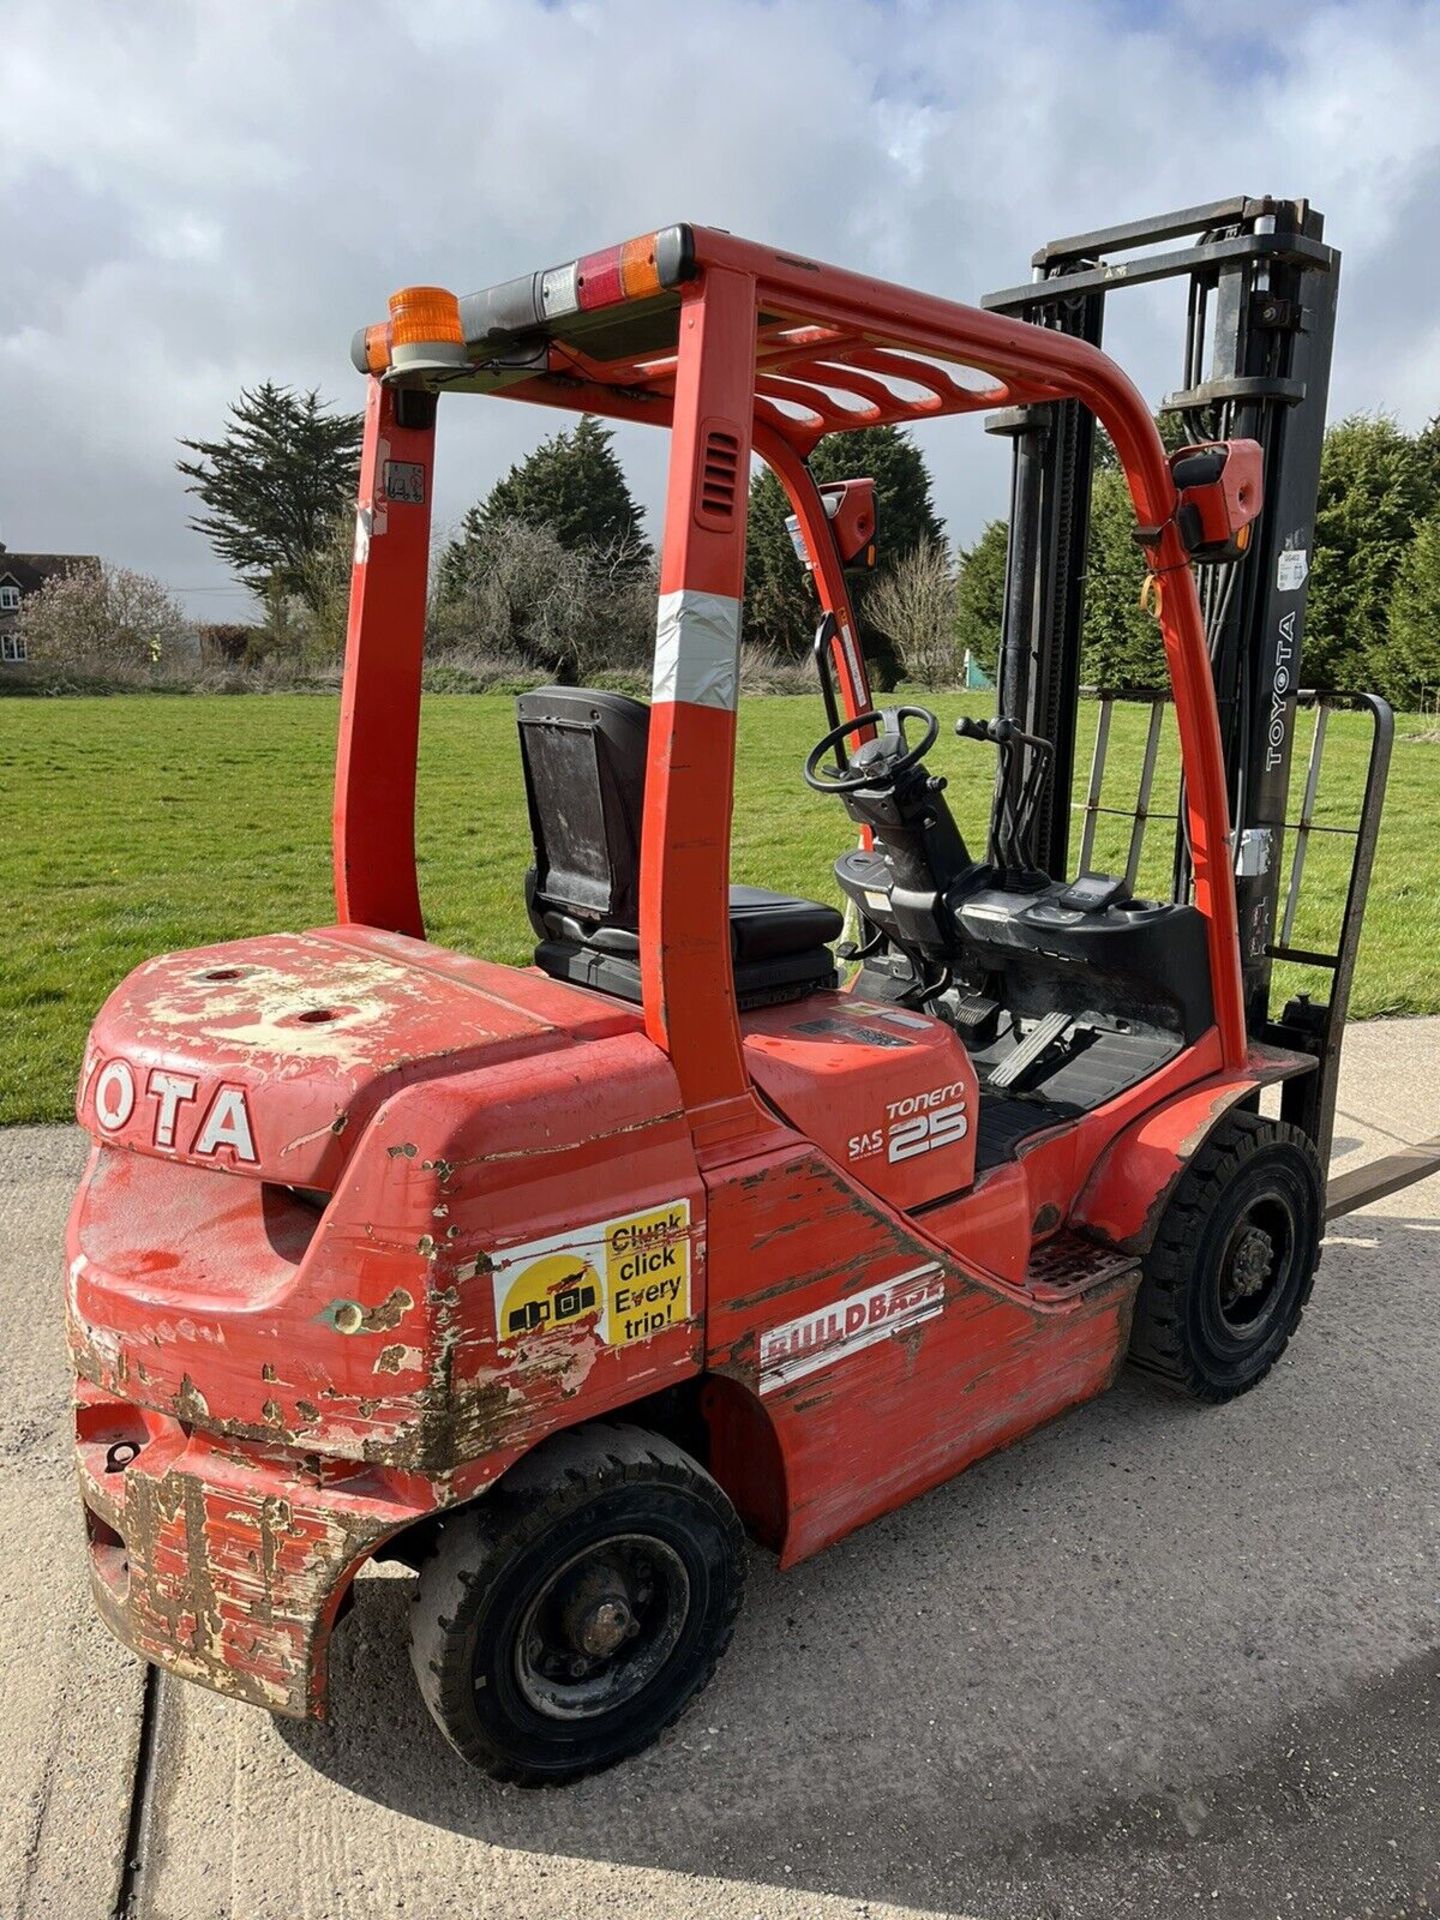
[{"left": 75, "top": 1381, "right": 428, "bottom": 1716}]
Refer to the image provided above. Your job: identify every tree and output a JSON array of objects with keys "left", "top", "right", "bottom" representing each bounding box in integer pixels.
[
  {"left": 1079, "top": 414, "right": 1204, "bottom": 690},
  {"left": 177, "top": 383, "right": 362, "bottom": 610},
  {"left": 1379, "top": 507, "right": 1440, "bottom": 706},
  {"left": 429, "top": 517, "right": 655, "bottom": 681},
  {"left": 741, "top": 463, "right": 809, "bottom": 654},
  {"left": 252, "top": 509, "right": 357, "bottom": 666},
  {"left": 1416, "top": 411, "right": 1440, "bottom": 504},
  {"left": 955, "top": 519, "right": 1008, "bottom": 680},
  {"left": 961, "top": 467, "right": 1167, "bottom": 694},
  {"left": 1092, "top": 412, "right": 1187, "bottom": 471},
  {"left": 18, "top": 563, "right": 190, "bottom": 669},
  {"left": 439, "top": 415, "right": 649, "bottom": 595},
  {"left": 1081, "top": 465, "right": 1168, "bottom": 689},
  {"left": 868, "top": 541, "right": 960, "bottom": 687},
  {"left": 743, "top": 426, "right": 945, "bottom": 666},
  {"left": 1306, "top": 413, "right": 1436, "bottom": 687}
]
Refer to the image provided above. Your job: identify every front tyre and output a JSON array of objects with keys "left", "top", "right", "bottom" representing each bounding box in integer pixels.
[
  {"left": 1129, "top": 1111, "right": 1323, "bottom": 1402},
  {"left": 409, "top": 1423, "right": 745, "bottom": 1783}
]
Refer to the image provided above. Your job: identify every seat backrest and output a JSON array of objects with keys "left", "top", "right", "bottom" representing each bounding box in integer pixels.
[{"left": 516, "top": 687, "right": 650, "bottom": 930}]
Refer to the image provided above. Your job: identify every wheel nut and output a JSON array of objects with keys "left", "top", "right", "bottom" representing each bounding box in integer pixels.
[{"left": 579, "top": 1598, "right": 632, "bottom": 1656}]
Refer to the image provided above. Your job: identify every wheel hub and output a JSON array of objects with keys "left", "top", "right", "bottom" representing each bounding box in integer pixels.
[
  {"left": 513, "top": 1534, "right": 690, "bottom": 1721},
  {"left": 1225, "top": 1224, "right": 1275, "bottom": 1303},
  {"left": 562, "top": 1578, "right": 636, "bottom": 1659}
]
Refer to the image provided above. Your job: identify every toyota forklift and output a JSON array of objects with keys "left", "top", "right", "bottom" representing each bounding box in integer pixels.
[{"left": 66, "top": 200, "right": 1405, "bottom": 1783}]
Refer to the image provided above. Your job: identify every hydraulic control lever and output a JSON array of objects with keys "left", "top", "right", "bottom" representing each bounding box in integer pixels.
[
  {"left": 956, "top": 714, "right": 1054, "bottom": 882},
  {"left": 955, "top": 714, "right": 1052, "bottom": 755}
]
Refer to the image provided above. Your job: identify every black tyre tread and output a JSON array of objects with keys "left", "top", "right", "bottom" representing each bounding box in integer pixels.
[
  {"left": 409, "top": 1422, "right": 745, "bottom": 1782},
  {"left": 1129, "top": 1110, "right": 1323, "bottom": 1402}
]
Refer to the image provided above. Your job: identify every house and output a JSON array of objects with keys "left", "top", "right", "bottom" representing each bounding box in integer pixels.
[{"left": 0, "top": 544, "right": 102, "bottom": 663}]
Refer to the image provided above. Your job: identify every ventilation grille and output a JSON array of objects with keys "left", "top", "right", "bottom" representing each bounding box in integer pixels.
[{"left": 698, "top": 427, "right": 741, "bottom": 523}]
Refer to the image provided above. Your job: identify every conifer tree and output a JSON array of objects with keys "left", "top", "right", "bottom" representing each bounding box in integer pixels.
[{"left": 177, "top": 383, "right": 362, "bottom": 609}]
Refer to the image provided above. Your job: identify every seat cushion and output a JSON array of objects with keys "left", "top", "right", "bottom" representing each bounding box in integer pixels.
[
  {"left": 726, "top": 886, "right": 844, "bottom": 962},
  {"left": 534, "top": 884, "right": 840, "bottom": 1012},
  {"left": 539, "top": 886, "right": 842, "bottom": 964},
  {"left": 536, "top": 938, "right": 837, "bottom": 1012}
]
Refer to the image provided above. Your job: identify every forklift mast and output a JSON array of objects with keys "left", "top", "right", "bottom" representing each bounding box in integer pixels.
[{"left": 983, "top": 199, "right": 1387, "bottom": 1165}]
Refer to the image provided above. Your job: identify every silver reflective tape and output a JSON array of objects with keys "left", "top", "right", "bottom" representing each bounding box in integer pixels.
[{"left": 652, "top": 589, "right": 741, "bottom": 711}]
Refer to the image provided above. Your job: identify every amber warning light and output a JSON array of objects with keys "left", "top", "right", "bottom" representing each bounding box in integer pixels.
[{"left": 350, "top": 226, "right": 696, "bottom": 378}]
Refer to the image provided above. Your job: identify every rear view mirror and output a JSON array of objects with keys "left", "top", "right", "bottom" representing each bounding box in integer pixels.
[{"left": 785, "top": 477, "right": 879, "bottom": 574}]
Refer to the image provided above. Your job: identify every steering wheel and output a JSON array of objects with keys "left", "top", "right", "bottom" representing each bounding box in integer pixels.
[{"left": 803, "top": 706, "right": 941, "bottom": 794}]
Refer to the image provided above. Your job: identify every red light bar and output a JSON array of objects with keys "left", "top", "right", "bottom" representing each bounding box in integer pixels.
[
  {"left": 576, "top": 247, "right": 625, "bottom": 310},
  {"left": 351, "top": 224, "right": 696, "bottom": 375}
]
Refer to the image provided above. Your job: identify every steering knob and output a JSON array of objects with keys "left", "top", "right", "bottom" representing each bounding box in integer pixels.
[{"left": 803, "top": 706, "right": 941, "bottom": 794}]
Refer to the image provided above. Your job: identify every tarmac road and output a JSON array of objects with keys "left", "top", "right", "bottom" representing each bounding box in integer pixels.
[{"left": 4, "top": 1018, "right": 1437, "bottom": 1920}]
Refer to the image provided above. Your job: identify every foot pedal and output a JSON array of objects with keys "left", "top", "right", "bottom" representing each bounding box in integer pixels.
[
  {"left": 951, "top": 990, "right": 1000, "bottom": 1040},
  {"left": 988, "top": 1009, "right": 1072, "bottom": 1090}
]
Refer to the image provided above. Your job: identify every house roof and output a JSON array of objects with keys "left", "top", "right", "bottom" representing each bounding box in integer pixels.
[{"left": 0, "top": 551, "right": 102, "bottom": 594}]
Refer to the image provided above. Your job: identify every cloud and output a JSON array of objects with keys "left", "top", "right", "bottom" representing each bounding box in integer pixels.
[{"left": 2, "top": 0, "right": 1438, "bottom": 615}]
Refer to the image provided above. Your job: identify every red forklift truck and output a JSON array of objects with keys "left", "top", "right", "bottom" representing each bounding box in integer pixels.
[{"left": 66, "top": 201, "right": 1415, "bottom": 1783}]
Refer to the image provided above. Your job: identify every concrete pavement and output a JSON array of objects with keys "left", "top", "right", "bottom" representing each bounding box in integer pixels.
[
  {"left": 1, "top": 1126, "right": 145, "bottom": 1920},
  {"left": 5, "top": 1022, "right": 1438, "bottom": 1920}
]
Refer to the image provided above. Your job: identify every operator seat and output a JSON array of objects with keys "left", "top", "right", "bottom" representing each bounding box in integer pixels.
[{"left": 516, "top": 688, "right": 842, "bottom": 1009}]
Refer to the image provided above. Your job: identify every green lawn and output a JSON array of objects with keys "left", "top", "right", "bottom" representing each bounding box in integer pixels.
[{"left": 3, "top": 692, "right": 1439, "bottom": 1125}]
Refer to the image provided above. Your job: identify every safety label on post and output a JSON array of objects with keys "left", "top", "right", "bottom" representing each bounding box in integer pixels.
[
  {"left": 491, "top": 1201, "right": 692, "bottom": 1348},
  {"left": 1276, "top": 547, "right": 1309, "bottom": 591},
  {"left": 383, "top": 460, "right": 426, "bottom": 505}
]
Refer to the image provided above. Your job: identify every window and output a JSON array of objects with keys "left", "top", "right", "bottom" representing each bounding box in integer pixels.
[
  {"left": 0, "top": 584, "right": 19, "bottom": 613},
  {"left": 1, "top": 634, "right": 26, "bottom": 663}
]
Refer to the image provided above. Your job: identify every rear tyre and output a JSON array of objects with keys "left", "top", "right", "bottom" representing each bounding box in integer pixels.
[
  {"left": 1129, "top": 1111, "right": 1323, "bottom": 1402},
  {"left": 409, "top": 1422, "right": 745, "bottom": 1783}
]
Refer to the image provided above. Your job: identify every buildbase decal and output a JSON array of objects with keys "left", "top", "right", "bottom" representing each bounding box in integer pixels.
[
  {"left": 758, "top": 1264, "right": 945, "bottom": 1395},
  {"left": 492, "top": 1201, "right": 691, "bottom": 1349}
]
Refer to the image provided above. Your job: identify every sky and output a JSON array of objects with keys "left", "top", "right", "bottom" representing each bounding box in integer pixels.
[{"left": 3, "top": 0, "right": 1439, "bottom": 620}]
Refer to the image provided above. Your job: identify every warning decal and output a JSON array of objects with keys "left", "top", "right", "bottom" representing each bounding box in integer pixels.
[
  {"left": 494, "top": 1249, "right": 602, "bottom": 1341},
  {"left": 492, "top": 1200, "right": 692, "bottom": 1349}
]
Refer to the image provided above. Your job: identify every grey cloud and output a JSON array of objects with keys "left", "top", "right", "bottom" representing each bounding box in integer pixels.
[{"left": 2, "top": 0, "right": 1437, "bottom": 615}]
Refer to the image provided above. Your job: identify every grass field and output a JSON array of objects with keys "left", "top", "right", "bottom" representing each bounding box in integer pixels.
[{"left": 4, "top": 691, "right": 1439, "bottom": 1125}]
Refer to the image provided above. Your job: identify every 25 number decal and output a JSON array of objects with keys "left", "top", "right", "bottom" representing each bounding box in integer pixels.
[{"left": 888, "top": 1101, "right": 969, "bottom": 1162}]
